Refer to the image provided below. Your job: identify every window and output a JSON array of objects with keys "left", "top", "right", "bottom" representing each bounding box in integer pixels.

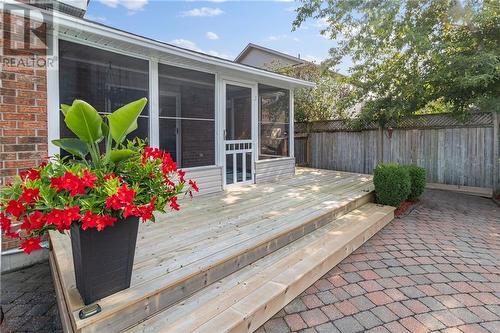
[
  {"left": 158, "top": 64, "right": 215, "bottom": 168},
  {"left": 258, "top": 84, "right": 290, "bottom": 159},
  {"left": 59, "top": 40, "right": 149, "bottom": 141}
]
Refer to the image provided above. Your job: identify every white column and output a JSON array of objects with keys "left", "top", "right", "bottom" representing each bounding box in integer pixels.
[
  {"left": 47, "top": 29, "right": 59, "bottom": 157},
  {"left": 149, "top": 59, "right": 159, "bottom": 148},
  {"left": 289, "top": 89, "right": 295, "bottom": 158}
]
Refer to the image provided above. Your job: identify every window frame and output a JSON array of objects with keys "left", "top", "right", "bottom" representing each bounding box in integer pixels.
[
  {"left": 257, "top": 84, "right": 293, "bottom": 161},
  {"left": 50, "top": 37, "right": 219, "bottom": 170},
  {"left": 157, "top": 61, "right": 217, "bottom": 168}
]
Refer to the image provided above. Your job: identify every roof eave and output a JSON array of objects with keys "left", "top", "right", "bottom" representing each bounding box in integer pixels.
[{"left": 33, "top": 3, "right": 314, "bottom": 88}]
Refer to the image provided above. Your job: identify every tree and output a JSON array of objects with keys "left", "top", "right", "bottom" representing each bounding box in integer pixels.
[
  {"left": 266, "top": 61, "right": 352, "bottom": 122},
  {"left": 293, "top": 0, "right": 500, "bottom": 125}
]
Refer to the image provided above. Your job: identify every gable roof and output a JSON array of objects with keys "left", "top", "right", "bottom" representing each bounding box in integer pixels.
[
  {"left": 8, "top": 1, "right": 314, "bottom": 89},
  {"left": 235, "top": 43, "right": 306, "bottom": 66}
]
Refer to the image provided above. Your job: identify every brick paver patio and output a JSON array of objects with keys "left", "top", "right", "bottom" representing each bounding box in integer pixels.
[
  {"left": 1, "top": 189, "right": 499, "bottom": 333},
  {"left": 259, "top": 190, "right": 500, "bottom": 333}
]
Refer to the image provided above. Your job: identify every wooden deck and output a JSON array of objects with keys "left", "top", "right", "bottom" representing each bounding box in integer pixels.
[{"left": 50, "top": 168, "right": 381, "bottom": 333}]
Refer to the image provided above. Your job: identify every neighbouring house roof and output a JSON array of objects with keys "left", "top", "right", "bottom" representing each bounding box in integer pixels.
[
  {"left": 235, "top": 43, "right": 306, "bottom": 67},
  {"left": 9, "top": 1, "right": 314, "bottom": 89}
]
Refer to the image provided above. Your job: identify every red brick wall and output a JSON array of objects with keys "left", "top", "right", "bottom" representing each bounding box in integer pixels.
[{"left": 1, "top": 10, "right": 48, "bottom": 250}]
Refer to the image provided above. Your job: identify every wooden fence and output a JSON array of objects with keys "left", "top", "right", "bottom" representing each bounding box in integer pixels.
[{"left": 294, "top": 112, "right": 500, "bottom": 196}]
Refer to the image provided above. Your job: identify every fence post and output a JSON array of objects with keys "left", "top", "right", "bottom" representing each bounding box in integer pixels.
[
  {"left": 377, "top": 126, "right": 384, "bottom": 165},
  {"left": 493, "top": 112, "right": 499, "bottom": 195}
]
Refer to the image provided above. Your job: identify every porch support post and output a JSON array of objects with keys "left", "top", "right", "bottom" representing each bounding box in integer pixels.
[
  {"left": 47, "top": 28, "right": 59, "bottom": 157},
  {"left": 290, "top": 89, "right": 295, "bottom": 159},
  {"left": 149, "top": 59, "right": 159, "bottom": 148}
]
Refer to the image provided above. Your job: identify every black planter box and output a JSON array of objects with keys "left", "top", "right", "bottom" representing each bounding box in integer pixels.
[{"left": 70, "top": 216, "right": 139, "bottom": 305}]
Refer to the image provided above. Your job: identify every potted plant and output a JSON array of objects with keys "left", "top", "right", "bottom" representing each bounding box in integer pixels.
[{"left": 0, "top": 98, "right": 198, "bottom": 305}]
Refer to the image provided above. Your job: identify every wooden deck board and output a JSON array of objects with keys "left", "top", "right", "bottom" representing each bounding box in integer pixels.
[
  {"left": 126, "top": 203, "right": 394, "bottom": 333},
  {"left": 49, "top": 168, "right": 374, "bottom": 332}
]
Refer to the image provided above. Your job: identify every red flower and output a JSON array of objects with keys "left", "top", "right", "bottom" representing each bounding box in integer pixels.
[
  {"left": 81, "top": 170, "right": 97, "bottom": 188},
  {"left": 46, "top": 206, "right": 80, "bottom": 231},
  {"left": 19, "top": 187, "right": 40, "bottom": 205},
  {"left": 103, "top": 173, "right": 121, "bottom": 181},
  {"left": 106, "top": 184, "right": 136, "bottom": 210},
  {"left": 122, "top": 204, "right": 139, "bottom": 218},
  {"left": 142, "top": 197, "right": 157, "bottom": 220},
  {"left": 81, "top": 211, "right": 98, "bottom": 230},
  {"left": 117, "top": 184, "right": 136, "bottom": 203},
  {"left": 169, "top": 196, "right": 180, "bottom": 211},
  {"left": 95, "top": 214, "right": 117, "bottom": 231},
  {"left": 142, "top": 146, "right": 164, "bottom": 164},
  {"left": 105, "top": 196, "right": 122, "bottom": 210},
  {"left": 51, "top": 172, "right": 86, "bottom": 197},
  {"left": 162, "top": 153, "right": 177, "bottom": 174},
  {"left": 178, "top": 169, "right": 186, "bottom": 183},
  {"left": 6, "top": 200, "right": 26, "bottom": 218},
  {"left": 20, "top": 237, "right": 42, "bottom": 254},
  {"left": 0, "top": 213, "right": 11, "bottom": 234},
  {"left": 189, "top": 180, "right": 199, "bottom": 192},
  {"left": 20, "top": 168, "right": 41, "bottom": 181},
  {"left": 45, "top": 208, "right": 64, "bottom": 229},
  {"left": 64, "top": 206, "right": 81, "bottom": 225},
  {"left": 21, "top": 211, "right": 46, "bottom": 231}
]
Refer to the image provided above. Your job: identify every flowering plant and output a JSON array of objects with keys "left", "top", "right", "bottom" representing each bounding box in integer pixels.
[{"left": 0, "top": 98, "right": 198, "bottom": 254}]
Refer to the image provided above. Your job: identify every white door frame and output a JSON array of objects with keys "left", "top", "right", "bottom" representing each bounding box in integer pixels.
[{"left": 221, "top": 79, "right": 258, "bottom": 187}]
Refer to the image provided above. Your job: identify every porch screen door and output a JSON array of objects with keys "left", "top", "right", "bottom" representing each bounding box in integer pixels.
[{"left": 224, "top": 83, "right": 253, "bottom": 185}]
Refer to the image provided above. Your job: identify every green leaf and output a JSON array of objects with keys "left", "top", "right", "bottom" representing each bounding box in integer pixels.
[
  {"left": 101, "top": 121, "right": 109, "bottom": 138},
  {"left": 60, "top": 104, "right": 70, "bottom": 116},
  {"left": 64, "top": 100, "right": 103, "bottom": 144},
  {"left": 52, "top": 138, "right": 89, "bottom": 159},
  {"left": 109, "top": 149, "right": 135, "bottom": 163},
  {"left": 107, "top": 98, "right": 148, "bottom": 144}
]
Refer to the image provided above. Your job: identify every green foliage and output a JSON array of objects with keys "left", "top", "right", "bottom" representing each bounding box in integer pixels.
[
  {"left": 373, "top": 163, "right": 411, "bottom": 207},
  {"left": 404, "top": 165, "right": 427, "bottom": 200},
  {"left": 266, "top": 61, "right": 351, "bottom": 122},
  {"left": 64, "top": 100, "right": 103, "bottom": 143},
  {"left": 293, "top": 0, "right": 500, "bottom": 125},
  {"left": 52, "top": 138, "right": 89, "bottom": 159},
  {"left": 107, "top": 98, "right": 148, "bottom": 144},
  {"left": 55, "top": 98, "right": 148, "bottom": 166}
]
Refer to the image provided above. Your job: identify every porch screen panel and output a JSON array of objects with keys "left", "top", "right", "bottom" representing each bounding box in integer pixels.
[
  {"left": 258, "top": 84, "right": 290, "bottom": 159},
  {"left": 158, "top": 64, "right": 215, "bottom": 168},
  {"left": 58, "top": 40, "right": 149, "bottom": 142}
]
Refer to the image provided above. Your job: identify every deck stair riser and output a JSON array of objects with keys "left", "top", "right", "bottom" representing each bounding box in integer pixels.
[
  {"left": 48, "top": 169, "right": 376, "bottom": 333},
  {"left": 127, "top": 203, "right": 395, "bottom": 332}
]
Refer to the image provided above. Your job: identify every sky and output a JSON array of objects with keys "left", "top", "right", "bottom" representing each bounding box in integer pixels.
[{"left": 84, "top": 0, "right": 352, "bottom": 75}]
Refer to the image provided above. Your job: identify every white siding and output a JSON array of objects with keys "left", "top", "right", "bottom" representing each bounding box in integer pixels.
[
  {"left": 184, "top": 166, "right": 223, "bottom": 195},
  {"left": 238, "top": 49, "right": 301, "bottom": 69},
  {"left": 254, "top": 158, "right": 295, "bottom": 183}
]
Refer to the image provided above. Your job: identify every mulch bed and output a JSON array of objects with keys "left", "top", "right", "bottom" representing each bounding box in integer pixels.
[
  {"left": 493, "top": 194, "right": 500, "bottom": 207},
  {"left": 394, "top": 199, "right": 419, "bottom": 218}
]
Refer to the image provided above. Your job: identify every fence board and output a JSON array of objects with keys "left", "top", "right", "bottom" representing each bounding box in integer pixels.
[{"left": 295, "top": 112, "right": 498, "bottom": 193}]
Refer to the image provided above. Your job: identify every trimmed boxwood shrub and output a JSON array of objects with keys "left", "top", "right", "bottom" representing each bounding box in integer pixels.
[
  {"left": 373, "top": 163, "right": 411, "bottom": 207},
  {"left": 404, "top": 164, "right": 426, "bottom": 200}
]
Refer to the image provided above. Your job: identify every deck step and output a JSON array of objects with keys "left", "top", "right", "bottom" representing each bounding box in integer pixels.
[
  {"left": 52, "top": 175, "right": 374, "bottom": 333},
  {"left": 125, "top": 203, "right": 395, "bottom": 333}
]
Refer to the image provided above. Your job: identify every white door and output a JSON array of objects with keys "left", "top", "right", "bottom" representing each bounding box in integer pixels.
[{"left": 223, "top": 82, "right": 255, "bottom": 186}]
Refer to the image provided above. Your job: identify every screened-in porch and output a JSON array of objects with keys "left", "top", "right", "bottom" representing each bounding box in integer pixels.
[{"left": 52, "top": 38, "right": 309, "bottom": 193}]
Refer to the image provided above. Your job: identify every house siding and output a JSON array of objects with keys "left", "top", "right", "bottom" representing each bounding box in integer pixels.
[
  {"left": 255, "top": 157, "right": 295, "bottom": 183},
  {"left": 1, "top": 10, "right": 49, "bottom": 250},
  {"left": 238, "top": 49, "right": 302, "bottom": 70}
]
